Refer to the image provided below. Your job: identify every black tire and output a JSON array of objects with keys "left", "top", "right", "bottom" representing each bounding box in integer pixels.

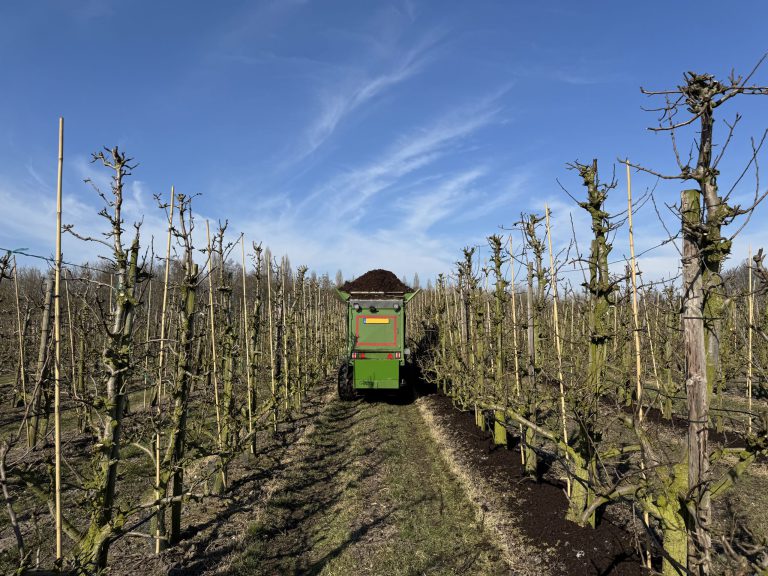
[
  {"left": 394, "top": 363, "right": 412, "bottom": 403},
  {"left": 338, "top": 362, "right": 355, "bottom": 401}
]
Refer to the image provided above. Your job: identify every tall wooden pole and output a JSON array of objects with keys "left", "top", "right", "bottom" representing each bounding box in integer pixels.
[
  {"left": 748, "top": 246, "right": 753, "bottom": 435},
  {"left": 155, "top": 187, "right": 174, "bottom": 553},
  {"left": 508, "top": 235, "right": 525, "bottom": 465},
  {"left": 54, "top": 116, "right": 64, "bottom": 561},
  {"left": 266, "top": 257, "right": 277, "bottom": 430},
  {"left": 241, "top": 236, "right": 253, "bottom": 440},
  {"left": 545, "top": 204, "right": 570, "bottom": 497},
  {"left": 281, "top": 258, "right": 289, "bottom": 412},
  {"left": 626, "top": 163, "right": 644, "bottom": 421},
  {"left": 626, "top": 164, "right": 652, "bottom": 568}
]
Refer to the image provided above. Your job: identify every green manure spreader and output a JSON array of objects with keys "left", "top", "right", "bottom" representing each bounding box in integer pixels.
[{"left": 335, "top": 269, "right": 419, "bottom": 400}]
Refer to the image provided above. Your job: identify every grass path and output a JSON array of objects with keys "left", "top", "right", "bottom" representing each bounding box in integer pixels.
[{"left": 228, "top": 394, "right": 512, "bottom": 576}]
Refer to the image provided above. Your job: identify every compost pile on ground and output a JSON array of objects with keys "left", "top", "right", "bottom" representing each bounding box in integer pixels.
[{"left": 340, "top": 269, "right": 411, "bottom": 293}]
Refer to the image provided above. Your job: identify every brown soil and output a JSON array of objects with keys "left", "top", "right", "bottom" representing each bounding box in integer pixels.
[
  {"left": 340, "top": 269, "right": 411, "bottom": 294},
  {"left": 423, "top": 393, "right": 647, "bottom": 576}
]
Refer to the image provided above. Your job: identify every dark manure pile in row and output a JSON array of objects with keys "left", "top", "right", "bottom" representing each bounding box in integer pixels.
[{"left": 340, "top": 269, "right": 411, "bottom": 293}]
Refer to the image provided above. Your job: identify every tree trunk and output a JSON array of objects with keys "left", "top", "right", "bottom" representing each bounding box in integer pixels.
[
  {"left": 681, "top": 188, "right": 711, "bottom": 575},
  {"left": 30, "top": 276, "right": 53, "bottom": 448},
  {"left": 169, "top": 262, "right": 198, "bottom": 543}
]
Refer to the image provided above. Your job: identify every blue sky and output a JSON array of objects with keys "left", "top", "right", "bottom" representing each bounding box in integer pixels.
[{"left": 2, "top": 1, "right": 768, "bottom": 285}]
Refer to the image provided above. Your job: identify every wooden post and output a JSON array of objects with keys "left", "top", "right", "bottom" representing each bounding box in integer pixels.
[
  {"left": 266, "top": 257, "right": 277, "bottom": 430},
  {"left": 545, "top": 204, "right": 570, "bottom": 497},
  {"left": 281, "top": 258, "right": 289, "bottom": 412},
  {"left": 241, "top": 236, "right": 254, "bottom": 442},
  {"left": 748, "top": 246, "right": 753, "bottom": 435},
  {"left": 508, "top": 236, "right": 525, "bottom": 464},
  {"left": 626, "top": 164, "right": 644, "bottom": 421},
  {"left": 53, "top": 116, "right": 63, "bottom": 561},
  {"left": 626, "top": 164, "right": 651, "bottom": 568},
  {"left": 155, "top": 187, "right": 174, "bottom": 553}
]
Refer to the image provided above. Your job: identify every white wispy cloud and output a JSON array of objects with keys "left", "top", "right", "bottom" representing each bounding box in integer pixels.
[
  {"left": 294, "top": 31, "right": 444, "bottom": 164},
  {"left": 302, "top": 95, "right": 503, "bottom": 224},
  {"left": 401, "top": 169, "right": 486, "bottom": 231},
  {"left": 220, "top": 91, "right": 509, "bottom": 280},
  {"left": 0, "top": 159, "right": 190, "bottom": 272},
  {"left": 450, "top": 171, "right": 531, "bottom": 225}
]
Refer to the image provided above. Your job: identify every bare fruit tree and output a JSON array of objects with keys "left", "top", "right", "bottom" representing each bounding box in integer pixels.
[
  {"left": 64, "top": 147, "right": 146, "bottom": 570},
  {"left": 630, "top": 60, "right": 768, "bottom": 575}
]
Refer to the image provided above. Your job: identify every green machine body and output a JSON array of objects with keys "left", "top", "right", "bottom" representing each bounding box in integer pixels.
[{"left": 335, "top": 288, "right": 419, "bottom": 399}]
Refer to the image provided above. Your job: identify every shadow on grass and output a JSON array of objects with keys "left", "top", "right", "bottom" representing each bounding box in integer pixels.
[{"left": 168, "top": 392, "right": 392, "bottom": 576}]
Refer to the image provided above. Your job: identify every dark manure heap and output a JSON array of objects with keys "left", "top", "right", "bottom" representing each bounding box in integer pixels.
[{"left": 340, "top": 269, "right": 411, "bottom": 294}]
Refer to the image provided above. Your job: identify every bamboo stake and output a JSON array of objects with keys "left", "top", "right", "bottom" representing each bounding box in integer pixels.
[
  {"left": 545, "top": 205, "right": 570, "bottom": 497},
  {"left": 314, "top": 279, "right": 320, "bottom": 389},
  {"left": 626, "top": 164, "right": 652, "bottom": 570},
  {"left": 569, "top": 296, "right": 575, "bottom": 361},
  {"left": 748, "top": 246, "right": 753, "bottom": 435},
  {"left": 507, "top": 250, "right": 521, "bottom": 398},
  {"left": 54, "top": 116, "right": 63, "bottom": 561},
  {"left": 241, "top": 236, "right": 253, "bottom": 441},
  {"left": 293, "top": 270, "right": 302, "bottom": 409},
  {"left": 301, "top": 276, "right": 308, "bottom": 393},
  {"left": 508, "top": 236, "right": 525, "bottom": 465},
  {"left": 281, "top": 258, "right": 289, "bottom": 412},
  {"left": 267, "top": 257, "right": 277, "bottom": 430},
  {"left": 445, "top": 281, "right": 454, "bottom": 349},
  {"left": 205, "top": 221, "right": 224, "bottom": 458},
  {"left": 626, "top": 163, "right": 644, "bottom": 421},
  {"left": 155, "top": 187, "right": 175, "bottom": 554}
]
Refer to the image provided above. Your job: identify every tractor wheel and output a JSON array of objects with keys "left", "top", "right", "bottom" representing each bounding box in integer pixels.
[
  {"left": 337, "top": 362, "right": 355, "bottom": 401},
  {"left": 401, "top": 363, "right": 418, "bottom": 402}
]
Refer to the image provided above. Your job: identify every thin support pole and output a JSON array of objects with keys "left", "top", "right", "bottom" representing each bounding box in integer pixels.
[
  {"left": 54, "top": 116, "right": 63, "bottom": 561},
  {"left": 266, "top": 257, "right": 277, "bottom": 430},
  {"left": 155, "top": 187, "right": 175, "bottom": 554},
  {"left": 545, "top": 204, "right": 570, "bottom": 498},
  {"left": 241, "top": 236, "right": 253, "bottom": 441},
  {"left": 748, "top": 246, "right": 753, "bottom": 435},
  {"left": 626, "top": 163, "right": 644, "bottom": 421},
  {"left": 508, "top": 235, "right": 525, "bottom": 465},
  {"left": 626, "top": 164, "right": 652, "bottom": 569}
]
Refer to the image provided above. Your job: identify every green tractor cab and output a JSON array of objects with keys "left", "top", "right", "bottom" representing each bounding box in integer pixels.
[{"left": 335, "top": 288, "right": 419, "bottom": 400}]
